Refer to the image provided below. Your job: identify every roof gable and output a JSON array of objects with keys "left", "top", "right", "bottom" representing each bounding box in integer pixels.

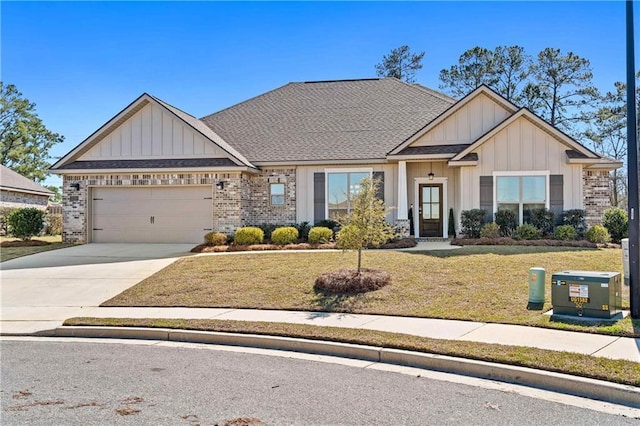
[
  {"left": 389, "top": 85, "right": 519, "bottom": 156},
  {"left": 0, "top": 165, "right": 52, "bottom": 196},
  {"left": 450, "top": 108, "right": 599, "bottom": 162},
  {"left": 51, "top": 94, "right": 255, "bottom": 172}
]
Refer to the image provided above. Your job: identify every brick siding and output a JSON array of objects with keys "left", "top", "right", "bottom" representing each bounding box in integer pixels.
[
  {"left": 0, "top": 190, "right": 49, "bottom": 210},
  {"left": 583, "top": 170, "right": 611, "bottom": 226}
]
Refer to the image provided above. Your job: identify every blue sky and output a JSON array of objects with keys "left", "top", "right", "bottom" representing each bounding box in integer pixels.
[{"left": 2, "top": 1, "right": 638, "bottom": 187}]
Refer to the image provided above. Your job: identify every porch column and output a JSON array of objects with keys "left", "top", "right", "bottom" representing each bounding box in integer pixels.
[
  {"left": 397, "top": 161, "right": 408, "bottom": 219},
  {"left": 395, "top": 161, "right": 410, "bottom": 237}
]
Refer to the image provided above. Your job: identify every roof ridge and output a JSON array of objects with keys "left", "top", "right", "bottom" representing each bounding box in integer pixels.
[
  {"left": 301, "top": 78, "right": 382, "bottom": 84},
  {"left": 390, "top": 78, "right": 457, "bottom": 103}
]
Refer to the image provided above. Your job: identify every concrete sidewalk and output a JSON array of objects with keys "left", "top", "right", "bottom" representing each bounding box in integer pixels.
[{"left": 44, "top": 306, "right": 640, "bottom": 363}]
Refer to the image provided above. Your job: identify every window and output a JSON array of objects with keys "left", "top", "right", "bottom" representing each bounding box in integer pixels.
[
  {"left": 496, "top": 175, "right": 547, "bottom": 224},
  {"left": 270, "top": 183, "right": 285, "bottom": 206},
  {"left": 327, "top": 171, "right": 370, "bottom": 219}
]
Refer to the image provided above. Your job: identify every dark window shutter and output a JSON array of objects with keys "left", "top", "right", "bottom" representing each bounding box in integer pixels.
[
  {"left": 314, "top": 173, "right": 325, "bottom": 222},
  {"left": 372, "top": 171, "right": 384, "bottom": 201},
  {"left": 549, "top": 174, "right": 564, "bottom": 224},
  {"left": 479, "top": 176, "right": 493, "bottom": 222}
]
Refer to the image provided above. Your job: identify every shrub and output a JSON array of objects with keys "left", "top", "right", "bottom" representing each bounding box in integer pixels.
[
  {"left": 460, "top": 209, "right": 486, "bottom": 238},
  {"left": 256, "top": 223, "right": 284, "bottom": 240},
  {"left": 562, "top": 209, "right": 587, "bottom": 238},
  {"left": 233, "top": 227, "right": 264, "bottom": 245},
  {"left": 529, "top": 208, "right": 555, "bottom": 237},
  {"left": 479, "top": 222, "right": 501, "bottom": 239},
  {"left": 585, "top": 225, "right": 611, "bottom": 244},
  {"left": 494, "top": 209, "right": 518, "bottom": 237},
  {"left": 204, "top": 231, "right": 228, "bottom": 246},
  {"left": 314, "top": 219, "right": 339, "bottom": 231},
  {"left": 554, "top": 225, "right": 577, "bottom": 241},
  {"left": 602, "top": 207, "right": 628, "bottom": 243},
  {"left": 271, "top": 227, "right": 299, "bottom": 245},
  {"left": 308, "top": 226, "right": 333, "bottom": 244},
  {"left": 515, "top": 223, "right": 541, "bottom": 240},
  {"left": 448, "top": 208, "right": 456, "bottom": 237},
  {"left": 7, "top": 208, "right": 45, "bottom": 241},
  {"left": 295, "top": 221, "right": 311, "bottom": 241},
  {"left": 44, "top": 213, "right": 63, "bottom": 235},
  {"left": 0, "top": 207, "right": 16, "bottom": 235}
]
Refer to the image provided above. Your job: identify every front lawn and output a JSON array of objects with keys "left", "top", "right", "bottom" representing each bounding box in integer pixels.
[
  {"left": 102, "top": 246, "right": 638, "bottom": 336},
  {"left": 0, "top": 236, "right": 74, "bottom": 262}
]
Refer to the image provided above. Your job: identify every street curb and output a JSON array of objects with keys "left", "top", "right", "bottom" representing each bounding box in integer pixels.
[{"left": 55, "top": 326, "right": 640, "bottom": 408}]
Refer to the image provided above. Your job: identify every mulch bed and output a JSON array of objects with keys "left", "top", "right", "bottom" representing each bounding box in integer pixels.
[
  {"left": 0, "top": 240, "right": 50, "bottom": 247},
  {"left": 451, "top": 237, "right": 607, "bottom": 248},
  {"left": 191, "top": 237, "right": 417, "bottom": 253},
  {"left": 314, "top": 268, "right": 392, "bottom": 293}
]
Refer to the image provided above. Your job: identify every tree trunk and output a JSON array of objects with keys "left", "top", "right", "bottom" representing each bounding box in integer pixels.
[{"left": 357, "top": 248, "right": 362, "bottom": 274}]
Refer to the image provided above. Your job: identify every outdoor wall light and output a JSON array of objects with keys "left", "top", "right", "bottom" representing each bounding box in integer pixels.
[
  {"left": 215, "top": 181, "right": 225, "bottom": 190},
  {"left": 70, "top": 182, "right": 81, "bottom": 191},
  {"left": 428, "top": 172, "right": 434, "bottom": 180}
]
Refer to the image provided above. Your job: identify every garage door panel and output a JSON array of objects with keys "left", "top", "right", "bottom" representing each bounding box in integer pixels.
[{"left": 92, "top": 186, "right": 213, "bottom": 243}]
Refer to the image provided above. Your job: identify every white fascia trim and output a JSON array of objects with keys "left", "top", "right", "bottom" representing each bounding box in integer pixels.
[{"left": 447, "top": 160, "right": 478, "bottom": 167}]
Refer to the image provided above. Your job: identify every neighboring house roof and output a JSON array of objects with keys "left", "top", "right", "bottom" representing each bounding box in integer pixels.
[
  {"left": 0, "top": 165, "right": 53, "bottom": 197},
  {"left": 200, "top": 78, "right": 455, "bottom": 164},
  {"left": 50, "top": 93, "right": 256, "bottom": 172}
]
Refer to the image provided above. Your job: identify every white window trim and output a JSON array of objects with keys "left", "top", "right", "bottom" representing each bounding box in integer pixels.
[
  {"left": 270, "top": 182, "right": 285, "bottom": 207},
  {"left": 492, "top": 171, "right": 550, "bottom": 224},
  {"left": 325, "top": 167, "right": 373, "bottom": 219},
  {"left": 414, "top": 177, "right": 448, "bottom": 239}
]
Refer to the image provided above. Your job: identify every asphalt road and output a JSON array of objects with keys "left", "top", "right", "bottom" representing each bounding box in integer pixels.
[{"left": 1, "top": 339, "right": 637, "bottom": 425}]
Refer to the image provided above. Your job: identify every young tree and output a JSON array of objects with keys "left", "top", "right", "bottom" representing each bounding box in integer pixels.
[
  {"left": 0, "top": 83, "right": 64, "bottom": 182},
  {"left": 527, "top": 48, "right": 599, "bottom": 134},
  {"left": 335, "top": 178, "right": 395, "bottom": 273},
  {"left": 375, "top": 45, "right": 425, "bottom": 83},
  {"left": 439, "top": 47, "right": 496, "bottom": 97}
]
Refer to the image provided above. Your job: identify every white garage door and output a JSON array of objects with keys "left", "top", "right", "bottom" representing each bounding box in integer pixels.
[{"left": 92, "top": 186, "right": 213, "bottom": 243}]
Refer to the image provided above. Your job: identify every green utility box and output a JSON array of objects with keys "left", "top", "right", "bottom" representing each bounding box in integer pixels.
[{"left": 551, "top": 271, "right": 622, "bottom": 319}]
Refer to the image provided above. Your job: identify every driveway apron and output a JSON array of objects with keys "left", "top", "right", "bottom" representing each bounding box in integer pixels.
[{"left": 0, "top": 243, "right": 193, "bottom": 334}]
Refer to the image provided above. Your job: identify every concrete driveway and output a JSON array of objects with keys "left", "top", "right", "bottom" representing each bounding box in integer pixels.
[{"left": 0, "top": 243, "right": 194, "bottom": 335}]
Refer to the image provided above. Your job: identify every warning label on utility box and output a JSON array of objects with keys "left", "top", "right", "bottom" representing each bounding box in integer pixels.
[{"left": 569, "top": 283, "right": 589, "bottom": 298}]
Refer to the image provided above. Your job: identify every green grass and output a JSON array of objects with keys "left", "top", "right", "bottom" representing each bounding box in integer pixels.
[
  {"left": 102, "top": 246, "right": 639, "bottom": 337},
  {"left": 0, "top": 236, "right": 74, "bottom": 262},
  {"left": 64, "top": 317, "right": 640, "bottom": 387}
]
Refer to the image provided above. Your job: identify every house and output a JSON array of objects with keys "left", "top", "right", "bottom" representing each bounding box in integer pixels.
[
  {"left": 50, "top": 78, "right": 621, "bottom": 244},
  {"left": 0, "top": 165, "right": 53, "bottom": 211}
]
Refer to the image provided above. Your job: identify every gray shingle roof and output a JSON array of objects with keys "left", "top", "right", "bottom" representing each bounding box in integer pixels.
[
  {"left": 395, "top": 144, "right": 471, "bottom": 156},
  {"left": 0, "top": 165, "right": 53, "bottom": 195},
  {"left": 56, "top": 159, "right": 238, "bottom": 170},
  {"left": 200, "top": 78, "right": 455, "bottom": 163}
]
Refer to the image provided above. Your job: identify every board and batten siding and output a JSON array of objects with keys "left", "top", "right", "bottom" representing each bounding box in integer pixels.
[
  {"left": 296, "top": 164, "right": 397, "bottom": 224},
  {"left": 78, "top": 103, "right": 229, "bottom": 160},
  {"left": 459, "top": 116, "right": 583, "bottom": 213},
  {"left": 406, "top": 162, "right": 458, "bottom": 216},
  {"left": 411, "top": 93, "right": 511, "bottom": 147}
]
